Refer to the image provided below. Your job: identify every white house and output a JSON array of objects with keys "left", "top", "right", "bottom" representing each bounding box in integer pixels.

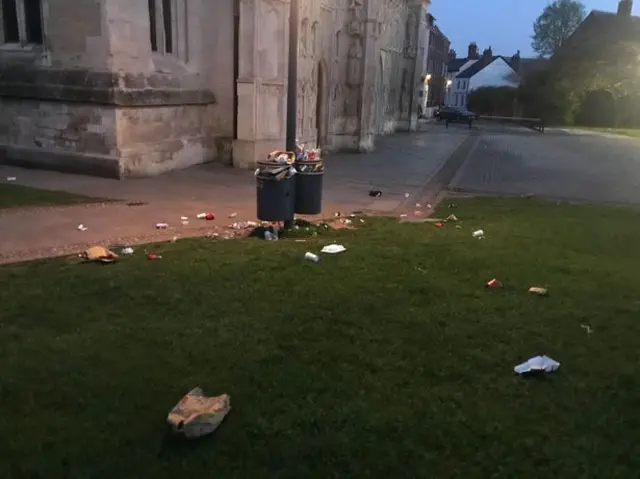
[{"left": 445, "top": 44, "right": 520, "bottom": 108}]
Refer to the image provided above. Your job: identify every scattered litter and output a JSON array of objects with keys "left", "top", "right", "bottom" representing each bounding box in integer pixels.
[
  {"left": 405, "top": 193, "right": 410, "bottom": 198},
  {"left": 486, "top": 278, "right": 502, "bottom": 289},
  {"left": 167, "top": 387, "right": 231, "bottom": 439},
  {"left": 446, "top": 214, "right": 458, "bottom": 221},
  {"left": 472, "top": 229, "right": 484, "bottom": 238},
  {"left": 580, "top": 324, "right": 594, "bottom": 334},
  {"left": 182, "top": 221, "right": 189, "bottom": 226},
  {"left": 181, "top": 216, "right": 188, "bottom": 221},
  {"left": 334, "top": 212, "right": 341, "bottom": 217},
  {"left": 360, "top": 219, "right": 365, "bottom": 223},
  {"left": 81, "top": 246, "right": 118, "bottom": 263},
  {"left": 528, "top": 286, "right": 548, "bottom": 296},
  {"left": 343, "top": 219, "right": 352, "bottom": 225},
  {"left": 427, "top": 204, "right": 432, "bottom": 209},
  {"left": 414, "top": 210, "right": 423, "bottom": 217},
  {"left": 416, "top": 203, "right": 422, "bottom": 208},
  {"left": 205, "top": 213, "right": 215, "bottom": 221},
  {"left": 369, "top": 190, "right": 382, "bottom": 197},
  {"left": 77, "top": 224, "right": 88, "bottom": 232},
  {"left": 147, "top": 252, "right": 162, "bottom": 260},
  {"left": 156, "top": 223, "right": 169, "bottom": 229},
  {"left": 514, "top": 355, "right": 560, "bottom": 375},
  {"left": 321, "top": 244, "right": 346, "bottom": 254},
  {"left": 6, "top": 176, "right": 16, "bottom": 182},
  {"left": 304, "top": 252, "right": 320, "bottom": 262},
  {"left": 228, "top": 212, "right": 238, "bottom": 219},
  {"left": 295, "top": 239, "right": 307, "bottom": 243},
  {"left": 455, "top": 225, "right": 462, "bottom": 229},
  {"left": 264, "top": 230, "right": 278, "bottom": 241},
  {"left": 171, "top": 236, "right": 178, "bottom": 243},
  {"left": 197, "top": 213, "right": 207, "bottom": 219},
  {"left": 434, "top": 222, "right": 444, "bottom": 228},
  {"left": 400, "top": 214, "right": 408, "bottom": 218},
  {"left": 121, "top": 247, "right": 134, "bottom": 255}
]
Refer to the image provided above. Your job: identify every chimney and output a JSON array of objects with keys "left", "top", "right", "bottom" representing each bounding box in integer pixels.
[
  {"left": 618, "top": 0, "right": 633, "bottom": 16},
  {"left": 511, "top": 50, "right": 521, "bottom": 72},
  {"left": 482, "top": 46, "right": 493, "bottom": 64},
  {"left": 448, "top": 49, "right": 457, "bottom": 62},
  {"left": 468, "top": 42, "right": 478, "bottom": 59}
]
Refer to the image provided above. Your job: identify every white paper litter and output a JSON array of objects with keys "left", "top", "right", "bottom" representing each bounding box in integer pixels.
[
  {"left": 472, "top": 229, "right": 484, "bottom": 238},
  {"left": 121, "top": 247, "right": 134, "bottom": 255},
  {"left": 514, "top": 355, "right": 560, "bottom": 375},
  {"left": 6, "top": 176, "right": 16, "bottom": 181},
  {"left": 180, "top": 216, "right": 188, "bottom": 221},
  {"left": 77, "top": 224, "right": 88, "bottom": 231},
  {"left": 321, "top": 244, "right": 346, "bottom": 254}
]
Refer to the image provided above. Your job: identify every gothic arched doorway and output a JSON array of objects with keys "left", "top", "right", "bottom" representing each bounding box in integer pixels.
[{"left": 316, "top": 61, "right": 328, "bottom": 149}]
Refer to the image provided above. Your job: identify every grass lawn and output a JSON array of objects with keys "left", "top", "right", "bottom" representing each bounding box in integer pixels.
[
  {"left": 2, "top": 198, "right": 640, "bottom": 478},
  {"left": 0, "top": 183, "right": 107, "bottom": 209},
  {"left": 570, "top": 126, "right": 640, "bottom": 137}
]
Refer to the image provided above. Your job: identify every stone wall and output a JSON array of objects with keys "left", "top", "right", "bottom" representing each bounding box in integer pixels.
[
  {"left": 294, "top": 0, "right": 427, "bottom": 154},
  {"left": 0, "top": 0, "right": 235, "bottom": 177},
  {"left": 0, "top": 99, "right": 119, "bottom": 176}
]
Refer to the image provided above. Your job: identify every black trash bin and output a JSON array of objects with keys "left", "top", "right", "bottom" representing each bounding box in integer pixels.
[
  {"left": 256, "top": 161, "right": 296, "bottom": 222},
  {"left": 294, "top": 159, "right": 324, "bottom": 215}
]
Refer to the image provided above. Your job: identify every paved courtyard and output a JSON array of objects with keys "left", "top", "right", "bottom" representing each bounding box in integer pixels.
[
  {"left": 450, "top": 124, "right": 640, "bottom": 204},
  {"left": 0, "top": 125, "right": 469, "bottom": 263}
]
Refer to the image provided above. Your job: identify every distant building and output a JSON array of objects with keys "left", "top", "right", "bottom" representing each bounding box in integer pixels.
[
  {"left": 444, "top": 42, "right": 544, "bottom": 108},
  {"left": 421, "top": 13, "right": 450, "bottom": 114}
]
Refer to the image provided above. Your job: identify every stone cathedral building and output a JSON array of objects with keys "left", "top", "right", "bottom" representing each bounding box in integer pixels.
[{"left": 0, "top": 0, "right": 429, "bottom": 177}]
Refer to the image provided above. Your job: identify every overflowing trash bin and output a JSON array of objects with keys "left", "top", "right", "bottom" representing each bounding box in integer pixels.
[
  {"left": 255, "top": 151, "right": 296, "bottom": 222},
  {"left": 293, "top": 143, "right": 324, "bottom": 215}
]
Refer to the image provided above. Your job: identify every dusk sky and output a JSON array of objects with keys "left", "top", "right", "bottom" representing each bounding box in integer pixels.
[{"left": 430, "top": 0, "right": 640, "bottom": 58}]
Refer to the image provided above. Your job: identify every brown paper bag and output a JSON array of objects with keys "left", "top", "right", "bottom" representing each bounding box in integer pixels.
[
  {"left": 167, "top": 387, "right": 231, "bottom": 439},
  {"left": 82, "top": 246, "right": 119, "bottom": 263}
]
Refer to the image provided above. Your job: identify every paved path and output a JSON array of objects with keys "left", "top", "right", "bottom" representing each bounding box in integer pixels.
[
  {"left": 0, "top": 125, "right": 469, "bottom": 263},
  {"left": 450, "top": 125, "right": 640, "bottom": 204}
]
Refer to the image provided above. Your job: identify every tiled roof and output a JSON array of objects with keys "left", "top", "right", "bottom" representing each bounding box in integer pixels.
[
  {"left": 455, "top": 56, "right": 502, "bottom": 79},
  {"left": 447, "top": 58, "right": 469, "bottom": 73}
]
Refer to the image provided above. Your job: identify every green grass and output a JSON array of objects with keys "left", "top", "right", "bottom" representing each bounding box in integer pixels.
[
  {"left": 2, "top": 197, "right": 640, "bottom": 478},
  {"left": 0, "top": 183, "right": 107, "bottom": 209},
  {"left": 570, "top": 126, "right": 640, "bottom": 137}
]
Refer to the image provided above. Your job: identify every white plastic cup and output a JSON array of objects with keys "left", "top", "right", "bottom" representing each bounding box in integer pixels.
[{"left": 304, "top": 252, "right": 319, "bottom": 262}]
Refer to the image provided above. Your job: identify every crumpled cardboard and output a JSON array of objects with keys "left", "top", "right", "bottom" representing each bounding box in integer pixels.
[
  {"left": 167, "top": 387, "right": 231, "bottom": 439},
  {"left": 82, "top": 246, "right": 118, "bottom": 263}
]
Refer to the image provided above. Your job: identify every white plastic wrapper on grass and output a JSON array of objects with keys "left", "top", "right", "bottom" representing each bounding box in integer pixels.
[
  {"left": 514, "top": 355, "right": 560, "bottom": 375},
  {"left": 321, "top": 244, "right": 346, "bottom": 254}
]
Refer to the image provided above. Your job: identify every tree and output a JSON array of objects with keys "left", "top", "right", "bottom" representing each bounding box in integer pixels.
[
  {"left": 518, "top": 67, "right": 580, "bottom": 124},
  {"left": 531, "top": 0, "right": 586, "bottom": 57},
  {"left": 468, "top": 87, "right": 518, "bottom": 117}
]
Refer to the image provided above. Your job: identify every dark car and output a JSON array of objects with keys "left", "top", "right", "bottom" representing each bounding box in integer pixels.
[{"left": 435, "top": 106, "right": 476, "bottom": 122}]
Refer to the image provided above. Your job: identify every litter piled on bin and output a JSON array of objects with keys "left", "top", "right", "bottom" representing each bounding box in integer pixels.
[
  {"left": 294, "top": 142, "right": 324, "bottom": 173},
  {"left": 255, "top": 150, "right": 296, "bottom": 181}
]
